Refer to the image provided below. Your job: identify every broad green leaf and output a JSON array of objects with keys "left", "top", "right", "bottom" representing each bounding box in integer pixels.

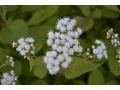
[
  {"left": 28, "top": 6, "right": 59, "bottom": 25},
  {"left": 14, "top": 60, "right": 22, "bottom": 76},
  {"left": 20, "top": 5, "right": 40, "bottom": 12},
  {"left": 0, "top": 20, "right": 28, "bottom": 44},
  {"left": 33, "top": 56, "right": 47, "bottom": 79},
  {"left": 6, "top": 5, "right": 18, "bottom": 12},
  {"left": 63, "top": 56, "right": 105, "bottom": 79},
  {"left": 79, "top": 6, "right": 91, "bottom": 17},
  {"left": 75, "top": 16, "right": 94, "bottom": 32},
  {"left": 28, "top": 11, "right": 46, "bottom": 25},
  {"left": 88, "top": 69, "right": 105, "bottom": 85},
  {"left": 0, "top": 6, "right": 6, "bottom": 24},
  {"left": 101, "top": 7, "right": 119, "bottom": 19},
  {"left": 105, "top": 40, "right": 120, "bottom": 76},
  {"left": 29, "top": 25, "right": 52, "bottom": 52},
  {"left": 104, "top": 5, "right": 120, "bottom": 12},
  {"left": 91, "top": 8, "right": 102, "bottom": 19},
  {"left": 29, "top": 58, "right": 34, "bottom": 72}
]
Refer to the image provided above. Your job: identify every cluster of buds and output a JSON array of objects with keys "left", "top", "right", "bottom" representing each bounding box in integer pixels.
[{"left": 107, "top": 28, "right": 120, "bottom": 47}]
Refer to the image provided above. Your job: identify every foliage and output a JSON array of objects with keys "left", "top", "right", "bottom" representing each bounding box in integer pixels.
[{"left": 0, "top": 5, "right": 120, "bottom": 85}]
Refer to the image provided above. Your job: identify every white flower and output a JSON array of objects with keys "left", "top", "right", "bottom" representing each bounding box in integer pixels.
[
  {"left": 48, "top": 31, "right": 55, "bottom": 39},
  {"left": 61, "top": 61, "right": 69, "bottom": 69},
  {"left": 92, "top": 40, "right": 108, "bottom": 59},
  {"left": 59, "top": 26, "right": 66, "bottom": 33},
  {"left": 97, "top": 53, "right": 103, "bottom": 59},
  {"left": 14, "top": 37, "right": 36, "bottom": 60},
  {"left": 70, "top": 19, "right": 77, "bottom": 27},
  {"left": 93, "top": 48, "right": 99, "bottom": 54},
  {"left": 74, "top": 32, "right": 79, "bottom": 38},
  {"left": 78, "top": 46, "right": 83, "bottom": 53},
  {"left": 25, "top": 37, "right": 34, "bottom": 43},
  {"left": 57, "top": 46, "right": 63, "bottom": 53},
  {"left": 16, "top": 45, "right": 22, "bottom": 51},
  {"left": 44, "top": 17, "right": 84, "bottom": 75},
  {"left": 60, "top": 34, "right": 66, "bottom": 40},
  {"left": 67, "top": 31, "right": 74, "bottom": 37},
  {"left": 55, "top": 39, "right": 61, "bottom": 44},
  {"left": 57, "top": 54, "right": 64, "bottom": 62},
  {"left": 55, "top": 32, "right": 60, "bottom": 38},
  {"left": 20, "top": 49, "right": 26, "bottom": 56},
  {"left": 74, "top": 40, "right": 79, "bottom": 45},
  {"left": 17, "top": 37, "right": 24, "bottom": 44},
  {"left": 73, "top": 45, "right": 79, "bottom": 52},
  {"left": 76, "top": 28, "right": 83, "bottom": 36},
  {"left": 1, "top": 70, "right": 18, "bottom": 85},
  {"left": 95, "top": 40, "right": 102, "bottom": 44},
  {"left": 62, "top": 46, "right": 68, "bottom": 52},
  {"left": 47, "top": 39, "right": 53, "bottom": 46},
  {"left": 53, "top": 60, "right": 60, "bottom": 66},
  {"left": 52, "top": 44, "right": 58, "bottom": 50},
  {"left": 66, "top": 24, "right": 73, "bottom": 31},
  {"left": 51, "top": 51, "right": 57, "bottom": 57},
  {"left": 68, "top": 48, "right": 75, "bottom": 55},
  {"left": 65, "top": 42, "right": 70, "bottom": 48}
]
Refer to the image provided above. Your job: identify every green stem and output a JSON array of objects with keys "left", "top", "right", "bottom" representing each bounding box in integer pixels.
[{"left": 0, "top": 62, "right": 7, "bottom": 69}]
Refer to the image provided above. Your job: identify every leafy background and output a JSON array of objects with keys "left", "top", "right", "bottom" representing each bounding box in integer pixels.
[{"left": 0, "top": 5, "right": 120, "bottom": 85}]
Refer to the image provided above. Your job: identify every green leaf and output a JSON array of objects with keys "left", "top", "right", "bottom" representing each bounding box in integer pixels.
[
  {"left": 88, "top": 69, "right": 105, "bottom": 85},
  {"left": 29, "top": 25, "right": 52, "bottom": 52},
  {"left": 91, "top": 8, "right": 102, "bottom": 19},
  {"left": 104, "top": 5, "right": 120, "bottom": 12},
  {"left": 0, "top": 6, "right": 7, "bottom": 24},
  {"left": 79, "top": 6, "right": 91, "bottom": 17},
  {"left": 33, "top": 56, "right": 47, "bottom": 79},
  {"left": 76, "top": 16, "right": 94, "bottom": 32},
  {"left": 63, "top": 56, "right": 105, "bottom": 79},
  {"left": 0, "top": 20, "right": 28, "bottom": 44},
  {"left": 101, "top": 7, "right": 119, "bottom": 19},
  {"left": 29, "top": 58, "right": 34, "bottom": 72},
  {"left": 105, "top": 40, "right": 120, "bottom": 76},
  {"left": 6, "top": 5, "right": 18, "bottom": 12},
  {"left": 20, "top": 5, "right": 41, "bottom": 13},
  {"left": 28, "top": 6, "right": 59, "bottom": 25},
  {"left": 14, "top": 60, "right": 22, "bottom": 76}
]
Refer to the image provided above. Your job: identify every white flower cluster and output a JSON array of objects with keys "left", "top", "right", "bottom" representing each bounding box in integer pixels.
[
  {"left": 44, "top": 17, "right": 83, "bottom": 75},
  {"left": 107, "top": 28, "right": 120, "bottom": 47},
  {"left": 6, "top": 55, "right": 15, "bottom": 67},
  {"left": 0, "top": 70, "right": 18, "bottom": 85},
  {"left": 12, "top": 37, "right": 35, "bottom": 60},
  {"left": 92, "top": 40, "right": 108, "bottom": 59}
]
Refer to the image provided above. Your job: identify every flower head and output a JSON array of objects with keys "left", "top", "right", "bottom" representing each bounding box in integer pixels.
[
  {"left": 12, "top": 37, "right": 35, "bottom": 60},
  {"left": 1, "top": 70, "right": 18, "bottom": 85},
  {"left": 92, "top": 40, "right": 108, "bottom": 59},
  {"left": 44, "top": 17, "right": 84, "bottom": 75}
]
